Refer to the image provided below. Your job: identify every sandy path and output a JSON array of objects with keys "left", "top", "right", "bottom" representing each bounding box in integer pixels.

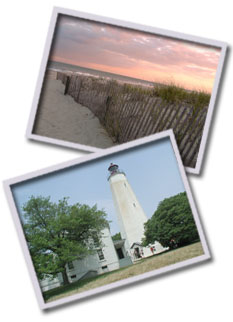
[{"left": 33, "top": 78, "right": 114, "bottom": 148}]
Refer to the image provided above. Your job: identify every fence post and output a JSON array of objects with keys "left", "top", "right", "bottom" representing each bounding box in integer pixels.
[
  {"left": 64, "top": 76, "right": 70, "bottom": 95},
  {"left": 75, "top": 78, "right": 82, "bottom": 102}
]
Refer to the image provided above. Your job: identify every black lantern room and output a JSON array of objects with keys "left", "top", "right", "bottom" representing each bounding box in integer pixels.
[
  {"left": 107, "top": 163, "right": 126, "bottom": 180},
  {"left": 108, "top": 163, "right": 119, "bottom": 174}
]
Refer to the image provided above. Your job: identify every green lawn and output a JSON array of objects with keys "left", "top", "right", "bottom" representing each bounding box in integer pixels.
[{"left": 43, "top": 242, "right": 204, "bottom": 303}]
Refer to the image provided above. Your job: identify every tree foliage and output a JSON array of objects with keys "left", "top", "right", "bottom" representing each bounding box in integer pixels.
[
  {"left": 143, "top": 192, "right": 200, "bottom": 248},
  {"left": 111, "top": 232, "right": 122, "bottom": 241},
  {"left": 22, "top": 196, "right": 109, "bottom": 284}
]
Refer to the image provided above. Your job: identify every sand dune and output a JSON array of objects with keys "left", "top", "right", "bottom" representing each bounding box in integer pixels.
[{"left": 33, "top": 78, "right": 114, "bottom": 148}]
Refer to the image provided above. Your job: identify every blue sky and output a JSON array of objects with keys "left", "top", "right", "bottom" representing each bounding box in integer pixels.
[{"left": 11, "top": 137, "right": 185, "bottom": 235}]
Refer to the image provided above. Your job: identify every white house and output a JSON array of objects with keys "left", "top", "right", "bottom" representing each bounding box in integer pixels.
[{"left": 40, "top": 227, "right": 132, "bottom": 292}]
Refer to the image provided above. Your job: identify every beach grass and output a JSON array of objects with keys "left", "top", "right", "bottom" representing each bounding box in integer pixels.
[
  {"left": 43, "top": 242, "right": 204, "bottom": 303},
  {"left": 58, "top": 71, "right": 211, "bottom": 109},
  {"left": 121, "top": 81, "right": 210, "bottom": 108},
  {"left": 152, "top": 83, "right": 210, "bottom": 108}
]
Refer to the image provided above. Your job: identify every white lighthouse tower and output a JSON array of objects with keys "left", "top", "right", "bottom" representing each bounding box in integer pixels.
[{"left": 108, "top": 163, "right": 153, "bottom": 261}]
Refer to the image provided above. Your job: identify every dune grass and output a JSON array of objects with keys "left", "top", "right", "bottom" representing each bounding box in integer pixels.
[
  {"left": 152, "top": 83, "right": 210, "bottom": 108},
  {"left": 121, "top": 81, "right": 210, "bottom": 108},
  {"left": 43, "top": 242, "right": 204, "bottom": 303},
  {"left": 61, "top": 72, "right": 211, "bottom": 109}
]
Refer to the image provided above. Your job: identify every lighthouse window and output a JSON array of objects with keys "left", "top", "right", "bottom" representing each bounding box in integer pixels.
[
  {"left": 97, "top": 249, "right": 105, "bottom": 261},
  {"left": 124, "top": 183, "right": 126, "bottom": 187},
  {"left": 133, "top": 203, "right": 136, "bottom": 207}
]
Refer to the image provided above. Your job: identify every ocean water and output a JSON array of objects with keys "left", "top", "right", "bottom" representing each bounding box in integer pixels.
[{"left": 48, "top": 60, "right": 155, "bottom": 87}]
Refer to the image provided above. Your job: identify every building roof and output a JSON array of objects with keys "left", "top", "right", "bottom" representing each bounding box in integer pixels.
[{"left": 130, "top": 242, "right": 143, "bottom": 249}]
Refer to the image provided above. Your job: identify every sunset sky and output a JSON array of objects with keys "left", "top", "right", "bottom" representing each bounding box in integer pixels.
[{"left": 50, "top": 15, "right": 221, "bottom": 93}]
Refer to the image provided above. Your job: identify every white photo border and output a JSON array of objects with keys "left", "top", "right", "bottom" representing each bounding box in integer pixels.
[
  {"left": 26, "top": 6, "right": 227, "bottom": 174},
  {"left": 4, "top": 129, "right": 210, "bottom": 310}
]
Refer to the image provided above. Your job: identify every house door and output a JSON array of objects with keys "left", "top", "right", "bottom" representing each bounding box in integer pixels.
[
  {"left": 116, "top": 248, "right": 124, "bottom": 259},
  {"left": 134, "top": 247, "right": 141, "bottom": 259}
]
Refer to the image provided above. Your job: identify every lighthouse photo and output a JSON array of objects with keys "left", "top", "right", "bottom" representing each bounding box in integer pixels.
[{"left": 8, "top": 133, "right": 209, "bottom": 307}]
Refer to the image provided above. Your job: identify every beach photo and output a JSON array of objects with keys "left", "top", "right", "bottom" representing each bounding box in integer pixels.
[
  {"left": 27, "top": 8, "right": 226, "bottom": 174},
  {"left": 5, "top": 131, "right": 210, "bottom": 309}
]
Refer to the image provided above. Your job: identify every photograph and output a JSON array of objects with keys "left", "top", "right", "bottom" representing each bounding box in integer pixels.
[
  {"left": 27, "top": 7, "right": 227, "bottom": 174},
  {"left": 5, "top": 131, "right": 210, "bottom": 309}
]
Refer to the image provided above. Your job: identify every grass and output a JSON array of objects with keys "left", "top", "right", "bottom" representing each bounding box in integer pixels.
[
  {"left": 42, "top": 265, "right": 131, "bottom": 302},
  {"left": 43, "top": 242, "right": 204, "bottom": 303},
  {"left": 152, "top": 83, "right": 210, "bottom": 109},
  {"left": 60, "top": 72, "right": 211, "bottom": 109},
  {"left": 115, "top": 80, "right": 210, "bottom": 109}
]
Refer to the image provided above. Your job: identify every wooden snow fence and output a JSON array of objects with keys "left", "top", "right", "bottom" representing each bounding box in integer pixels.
[{"left": 57, "top": 72, "right": 208, "bottom": 168}]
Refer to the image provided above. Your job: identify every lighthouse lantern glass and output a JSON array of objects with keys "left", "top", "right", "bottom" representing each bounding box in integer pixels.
[{"left": 108, "top": 164, "right": 119, "bottom": 173}]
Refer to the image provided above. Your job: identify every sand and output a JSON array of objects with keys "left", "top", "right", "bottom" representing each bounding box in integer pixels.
[{"left": 33, "top": 77, "right": 114, "bottom": 148}]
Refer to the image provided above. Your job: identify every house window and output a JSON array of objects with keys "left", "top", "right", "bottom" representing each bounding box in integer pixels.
[
  {"left": 71, "top": 275, "right": 76, "bottom": 279},
  {"left": 67, "top": 261, "right": 74, "bottom": 270},
  {"left": 93, "top": 235, "right": 99, "bottom": 247},
  {"left": 97, "top": 249, "right": 105, "bottom": 261},
  {"left": 102, "top": 265, "right": 108, "bottom": 273}
]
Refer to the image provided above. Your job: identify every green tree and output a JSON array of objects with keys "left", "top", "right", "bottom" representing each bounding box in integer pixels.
[
  {"left": 112, "top": 232, "right": 122, "bottom": 241},
  {"left": 143, "top": 192, "right": 199, "bottom": 248},
  {"left": 22, "top": 196, "right": 109, "bottom": 285}
]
